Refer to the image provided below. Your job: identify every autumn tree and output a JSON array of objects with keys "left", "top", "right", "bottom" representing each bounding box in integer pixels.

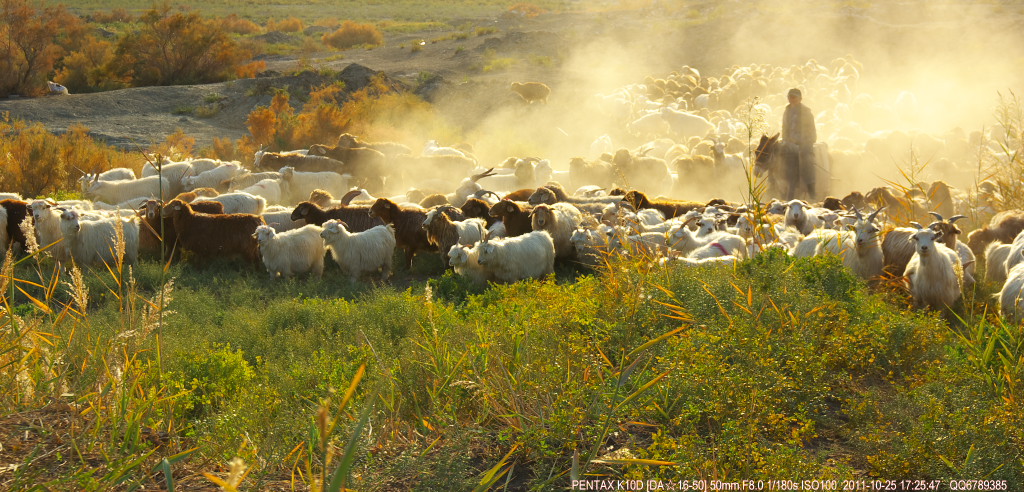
[
  {"left": 0, "top": 0, "right": 83, "bottom": 97},
  {"left": 108, "top": 5, "right": 254, "bottom": 86}
]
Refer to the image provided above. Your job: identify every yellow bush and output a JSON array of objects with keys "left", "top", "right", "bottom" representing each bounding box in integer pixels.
[
  {"left": 54, "top": 35, "right": 126, "bottom": 93},
  {"left": 322, "top": 21, "right": 383, "bottom": 50},
  {"left": 267, "top": 16, "right": 303, "bottom": 33},
  {"left": 220, "top": 14, "right": 262, "bottom": 35}
]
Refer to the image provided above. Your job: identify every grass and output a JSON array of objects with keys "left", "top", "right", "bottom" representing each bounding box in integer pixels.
[{"left": 2, "top": 238, "right": 1022, "bottom": 488}]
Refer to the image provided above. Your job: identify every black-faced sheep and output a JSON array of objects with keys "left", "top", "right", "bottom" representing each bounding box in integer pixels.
[{"left": 290, "top": 201, "right": 383, "bottom": 232}]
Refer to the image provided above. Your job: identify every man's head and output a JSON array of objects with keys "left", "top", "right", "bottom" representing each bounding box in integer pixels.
[{"left": 787, "top": 88, "right": 802, "bottom": 104}]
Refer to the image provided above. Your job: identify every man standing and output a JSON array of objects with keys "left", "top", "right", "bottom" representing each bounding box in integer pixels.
[{"left": 781, "top": 88, "right": 817, "bottom": 199}]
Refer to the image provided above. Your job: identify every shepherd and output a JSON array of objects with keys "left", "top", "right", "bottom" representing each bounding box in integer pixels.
[{"left": 781, "top": 88, "right": 816, "bottom": 200}]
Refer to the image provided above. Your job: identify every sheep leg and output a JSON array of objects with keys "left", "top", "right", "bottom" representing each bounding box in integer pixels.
[{"left": 403, "top": 247, "right": 414, "bottom": 270}]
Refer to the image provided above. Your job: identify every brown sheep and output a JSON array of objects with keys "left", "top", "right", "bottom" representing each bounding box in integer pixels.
[
  {"left": 503, "top": 189, "right": 536, "bottom": 201},
  {"left": 966, "top": 210, "right": 1024, "bottom": 256},
  {"left": 254, "top": 152, "right": 345, "bottom": 174},
  {"left": 307, "top": 189, "right": 369, "bottom": 209},
  {"left": 841, "top": 191, "right": 867, "bottom": 210},
  {"left": 0, "top": 199, "right": 30, "bottom": 255},
  {"left": 290, "top": 201, "right": 382, "bottom": 232},
  {"left": 335, "top": 133, "right": 412, "bottom": 160},
  {"left": 528, "top": 182, "right": 622, "bottom": 215},
  {"left": 510, "top": 81, "right": 550, "bottom": 104},
  {"left": 820, "top": 196, "right": 844, "bottom": 211},
  {"left": 488, "top": 200, "right": 534, "bottom": 237},
  {"left": 419, "top": 194, "right": 449, "bottom": 208},
  {"left": 139, "top": 199, "right": 225, "bottom": 259},
  {"left": 461, "top": 198, "right": 500, "bottom": 228},
  {"left": 621, "top": 190, "right": 702, "bottom": 218},
  {"left": 422, "top": 205, "right": 476, "bottom": 268},
  {"left": 368, "top": 198, "right": 435, "bottom": 269},
  {"left": 160, "top": 199, "right": 264, "bottom": 264}
]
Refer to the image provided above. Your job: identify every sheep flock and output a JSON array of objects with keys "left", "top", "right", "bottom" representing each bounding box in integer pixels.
[{"left": 4, "top": 57, "right": 1024, "bottom": 320}]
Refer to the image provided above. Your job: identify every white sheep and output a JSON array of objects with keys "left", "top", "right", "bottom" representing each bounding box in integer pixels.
[
  {"left": 999, "top": 250, "right": 1024, "bottom": 323},
  {"left": 423, "top": 140, "right": 472, "bottom": 160},
  {"left": 59, "top": 208, "right": 140, "bottom": 267},
  {"left": 659, "top": 106, "right": 715, "bottom": 139},
  {"left": 84, "top": 175, "right": 171, "bottom": 205},
  {"left": 262, "top": 206, "right": 307, "bottom": 233},
  {"left": 476, "top": 231, "right": 556, "bottom": 283},
  {"left": 240, "top": 179, "right": 285, "bottom": 205},
  {"left": 986, "top": 242, "right": 1012, "bottom": 284},
  {"left": 903, "top": 227, "right": 963, "bottom": 310},
  {"left": 784, "top": 199, "right": 824, "bottom": 235},
  {"left": 279, "top": 166, "right": 350, "bottom": 204},
  {"left": 0, "top": 192, "right": 24, "bottom": 201},
  {"left": 448, "top": 243, "right": 493, "bottom": 287},
  {"left": 201, "top": 192, "right": 267, "bottom": 215},
  {"left": 688, "top": 231, "right": 746, "bottom": 260},
  {"left": 660, "top": 255, "right": 738, "bottom": 268},
  {"left": 252, "top": 224, "right": 326, "bottom": 279},
  {"left": 78, "top": 168, "right": 137, "bottom": 193},
  {"left": 28, "top": 199, "right": 71, "bottom": 262},
  {"left": 182, "top": 162, "right": 242, "bottom": 191},
  {"left": 320, "top": 219, "right": 396, "bottom": 281}
]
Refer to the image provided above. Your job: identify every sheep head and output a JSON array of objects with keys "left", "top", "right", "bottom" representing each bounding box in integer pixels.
[
  {"left": 161, "top": 199, "right": 191, "bottom": 219},
  {"left": 477, "top": 242, "right": 498, "bottom": 265},
  {"left": 336, "top": 133, "right": 360, "bottom": 149},
  {"left": 910, "top": 227, "right": 942, "bottom": 256},
  {"left": 253, "top": 225, "right": 275, "bottom": 243},
  {"left": 488, "top": 200, "right": 517, "bottom": 218},
  {"left": 60, "top": 208, "right": 82, "bottom": 233},
  {"left": 528, "top": 187, "right": 555, "bottom": 206},
  {"left": 291, "top": 202, "right": 317, "bottom": 221},
  {"left": 447, "top": 244, "right": 469, "bottom": 265},
  {"left": 280, "top": 166, "right": 295, "bottom": 180},
  {"left": 308, "top": 189, "right": 334, "bottom": 208},
  {"left": 143, "top": 199, "right": 162, "bottom": 220},
  {"left": 531, "top": 205, "right": 553, "bottom": 229},
  {"left": 368, "top": 198, "right": 394, "bottom": 221}
]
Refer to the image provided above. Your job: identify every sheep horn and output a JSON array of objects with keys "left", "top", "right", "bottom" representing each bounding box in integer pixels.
[
  {"left": 909, "top": 221, "right": 923, "bottom": 230},
  {"left": 852, "top": 206, "right": 863, "bottom": 220},
  {"left": 948, "top": 215, "right": 967, "bottom": 224},
  {"left": 476, "top": 190, "right": 500, "bottom": 200},
  {"left": 470, "top": 168, "right": 497, "bottom": 183},
  {"left": 866, "top": 207, "right": 884, "bottom": 223},
  {"left": 928, "top": 211, "right": 945, "bottom": 223}
]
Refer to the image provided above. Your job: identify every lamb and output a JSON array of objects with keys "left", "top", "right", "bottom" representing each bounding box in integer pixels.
[
  {"left": 422, "top": 206, "right": 486, "bottom": 268},
  {"left": 622, "top": 190, "right": 702, "bottom": 219},
  {"left": 368, "top": 198, "right": 435, "bottom": 270},
  {"left": 510, "top": 81, "right": 551, "bottom": 104},
  {"left": 319, "top": 219, "right": 396, "bottom": 281},
  {"left": 290, "top": 201, "right": 383, "bottom": 232},
  {"left": 160, "top": 199, "right": 264, "bottom": 264},
  {"left": 252, "top": 224, "right": 326, "bottom": 279},
  {"left": 476, "top": 231, "right": 556, "bottom": 283},
  {"left": 488, "top": 200, "right": 534, "bottom": 237},
  {"left": 182, "top": 163, "right": 242, "bottom": 191},
  {"left": 966, "top": 210, "right": 1024, "bottom": 256},
  {"left": 279, "top": 166, "right": 350, "bottom": 204},
  {"left": 1000, "top": 251, "right": 1024, "bottom": 323},
  {"left": 59, "top": 208, "right": 140, "bottom": 267},
  {"left": 84, "top": 175, "right": 171, "bottom": 205},
  {"left": 448, "top": 244, "right": 493, "bottom": 287},
  {"left": 530, "top": 203, "right": 583, "bottom": 259},
  {"left": 903, "top": 226, "right": 964, "bottom": 311},
  {"left": 202, "top": 192, "right": 267, "bottom": 215},
  {"left": 0, "top": 199, "right": 29, "bottom": 257}
]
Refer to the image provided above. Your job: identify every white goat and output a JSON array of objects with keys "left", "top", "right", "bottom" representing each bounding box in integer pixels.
[
  {"left": 903, "top": 227, "right": 963, "bottom": 310},
  {"left": 986, "top": 242, "right": 1012, "bottom": 284},
  {"left": 476, "top": 231, "right": 556, "bottom": 283},
  {"left": 201, "top": 192, "right": 266, "bottom": 215},
  {"left": 320, "top": 219, "right": 396, "bottom": 281},
  {"left": 448, "top": 244, "right": 492, "bottom": 287},
  {"left": 530, "top": 203, "right": 583, "bottom": 259},
  {"left": 85, "top": 175, "right": 171, "bottom": 205},
  {"left": 999, "top": 250, "right": 1024, "bottom": 323},
  {"left": 28, "top": 199, "right": 71, "bottom": 262},
  {"left": 253, "top": 224, "right": 325, "bottom": 279},
  {"left": 279, "top": 166, "right": 350, "bottom": 204},
  {"left": 182, "top": 162, "right": 242, "bottom": 191},
  {"left": 240, "top": 179, "right": 285, "bottom": 205}
]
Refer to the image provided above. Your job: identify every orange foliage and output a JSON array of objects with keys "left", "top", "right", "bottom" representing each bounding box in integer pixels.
[
  {"left": 322, "top": 21, "right": 384, "bottom": 50},
  {"left": 54, "top": 35, "right": 125, "bottom": 93},
  {"left": 107, "top": 6, "right": 255, "bottom": 86},
  {"left": 267, "top": 16, "right": 303, "bottom": 33},
  {"left": 220, "top": 14, "right": 262, "bottom": 35},
  {"left": 235, "top": 60, "right": 267, "bottom": 79},
  {"left": 0, "top": 0, "right": 85, "bottom": 97}
]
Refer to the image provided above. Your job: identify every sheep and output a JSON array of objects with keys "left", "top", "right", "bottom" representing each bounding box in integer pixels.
[
  {"left": 986, "top": 242, "right": 1012, "bottom": 284},
  {"left": 138, "top": 199, "right": 224, "bottom": 259},
  {"left": 335, "top": 133, "right": 412, "bottom": 160},
  {"left": 279, "top": 166, "right": 350, "bottom": 204},
  {"left": 78, "top": 168, "right": 137, "bottom": 193},
  {"left": 307, "top": 143, "right": 388, "bottom": 192},
  {"left": 903, "top": 226, "right": 964, "bottom": 311},
  {"left": 568, "top": 156, "right": 615, "bottom": 191},
  {"left": 0, "top": 192, "right": 23, "bottom": 201},
  {"left": 261, "top": 206, "right": 307, "bottom": 233},
  {"left": 688, "top": 231, "right": 746, "bottom": 260},
  {"left": 510, "top": 81, "right": 551, "bottom": 104},
  {"left": 290, "top": 201, "right": 383, "bottom": 232},
  {"left": 966, "top": 210, "right": 1024, "bottom": 256},
  {"left": 202, "top": 192, "right": 267, "bottom": 215},
  {"left": 0, "top": 199, "right": 29, "bottom": 257},
  {"left": 661, "top": 255, "right": 739, "bottom": 268},
  {"left": 461, "top": 197, "right": 501, "bottom": 229},
  {"left": 883, "top": 213, "right": 967, "bottom": 278},
  {"left": 225, "top": 171, "right": 281, "bottom": 191},
  {"left": 252, "top": 224, "right": 326, "bottom": 279},
  {"left": 182, "top": 163, "right": 242, "bottom": 191},
  {"left": 160, "top": 199, "right": 264, "bottom": 264},
  {"left": 28, "top": 199, "right": 71, "bottom": 262},
  {"left": 528, "top": 182, "right": 622, "bottom": 215},
  {"left": 368, "top": 198, "right": 434, "bottom": 270},
  {"left": 319, "top": 219, "right": 396, "bottom": 281},
  {"left": 622, "top": 190, "right": 702, "bottom": 218},
  {"left": 811, "top": 208, "right": 884, "bottom": 280},
  {"left": 422, "top": 206, "right": 486, "bottom": 268},
  {"left": 254, "top": 151, "right": 345, "bottom": 174},
  {"left": 488, "top": 200, "right": 534, "bottom": 237},
  {"left": 84, "top": 175, "right": 171, "bottom": 205},
  {"left": 476, "top": 231, "right": 556, "bottom": 283},
  {"left": 59, "top": 208, "right": 140, "bottom": 267},
  {"left": 422, "top": 140, "right": 472, "bottom": 159},
  {"left": 448, "top": 244, "right": 493, "bottom": 286},
  {"left": 611, "top": 149, "right": 673, "bottom": 197},
  {"left": 239, "top": 179, "right": 285, "bottom": 205},
  {"left": 530, "top": 203, "right": 583, "bottom": 259},
  {"left": 784, "top": 199, "right": 825, "bottom": 235},
  {"left": 1000, "top": 251, "right": 1024, "bottom": 323},
  {"left": 659, "top": 106, "right": 715, "bottom": 139}
]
